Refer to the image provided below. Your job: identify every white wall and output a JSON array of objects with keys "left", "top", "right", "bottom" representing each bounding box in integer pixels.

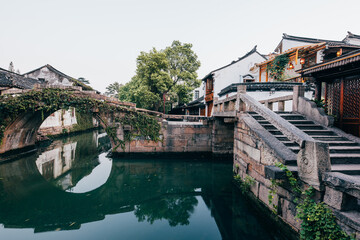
[
  {"left": 25, "top": 66, "right": 72, "bottom": 86},
  {"left": 281, "top": 39, "right": 312, "bottom": 52},
  {"left": 191, "top": 81, "right": 205, "bottom": 101},
  {"left": 40, "top": 108, "right": 77, "bottom": 128},
  {"left": 213, "top": 52, "right": 265, "bottom": 97}
]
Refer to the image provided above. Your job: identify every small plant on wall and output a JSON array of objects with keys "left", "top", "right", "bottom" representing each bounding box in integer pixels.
[{"left": 266, "top": 53, "right": 290, "bottom": 81}]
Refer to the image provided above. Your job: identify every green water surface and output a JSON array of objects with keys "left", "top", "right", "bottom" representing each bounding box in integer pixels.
[{"left": 0, "top": 130, "right": 289, "bottom": 240}]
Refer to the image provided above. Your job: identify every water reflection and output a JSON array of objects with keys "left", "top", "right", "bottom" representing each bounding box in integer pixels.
[
  {"left": 35, "top": 130, "right": 111, "bottom": 193},
  {"left": 0, "top": 130, "right": 291, "bottom": 240}
]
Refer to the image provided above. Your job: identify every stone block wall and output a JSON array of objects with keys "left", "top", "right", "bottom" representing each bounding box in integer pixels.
[
  {"left": 233, "top": 113, "right": 360, "bottom": 238},
  {"left": 234, "top": 115, "right": 305, "bottom": 231},
  {"left": 212, "top": 118, "right": 235, "bottom": 155},
  {"left": 125, "top": 121, "right": 213, "bottom": 153}
]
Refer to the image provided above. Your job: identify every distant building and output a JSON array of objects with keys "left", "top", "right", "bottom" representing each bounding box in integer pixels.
[
  {"left": 189, "top": 46, "right": 266, "bottom": 116},
  {"left": 23, "top": 64, "right": 93, "bottom": 91},
  {"left": 257, "top": 32, "right": 360, "bottom": 83},
  {"left": 0, "top": 67, "right": 41, "bottom": 95}
]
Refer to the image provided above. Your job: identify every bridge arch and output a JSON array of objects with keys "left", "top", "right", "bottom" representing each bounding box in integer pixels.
[{"left": 0, "top": 88, "right": 161, "bottom": 154}]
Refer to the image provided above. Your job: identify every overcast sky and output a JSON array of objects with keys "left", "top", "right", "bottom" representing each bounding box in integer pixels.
[{"left": 1, "top": 0, "right": 360, "bottom": 93}]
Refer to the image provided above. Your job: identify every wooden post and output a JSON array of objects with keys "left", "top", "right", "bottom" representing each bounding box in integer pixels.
[
  {"left": 315, "top": 80, "right": 322, "bottom": 101},
  {"left": 339, "top": 78, "right": 344, "bottom": 128}
]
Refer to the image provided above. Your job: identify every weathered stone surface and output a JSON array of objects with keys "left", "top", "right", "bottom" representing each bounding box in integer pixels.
[
  {"left": 324, "top": 186, "right": 357, "bottom": 211},
  {"left": 323, "top": 172, "right": 360, "bottom": 199},
  {"left": 297, "top": 141, "right": 331, "bottom": 191},
  {"left": 281, "top": 198, "right": 301, "bottom": 230},
  {"left": 296, "top": 96, "right": 334, "bottom": 127},
  {"left": 259, "top": 183, "right": 278, "bottom": 209}
]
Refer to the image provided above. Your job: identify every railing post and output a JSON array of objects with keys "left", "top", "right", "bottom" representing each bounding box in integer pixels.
[
  {"left": 264, "top": 100, "right": 273, "bottom": 110},
  {"left": 278, "top": 101, "right": 285, "bottom": 112},
  {"left": 297, "top": 141, "right": 331, "bottom": 191},
  {"left": 236, "top": 85, "right": 247, "bottom": 112},
  {"left": 293, "top": 85, "right": 305, "bottom": 112}
]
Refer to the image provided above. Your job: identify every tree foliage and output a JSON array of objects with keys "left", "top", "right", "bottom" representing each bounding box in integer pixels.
[
  {"left": 105, "top": 81, "right": 123, "bottom": 98},
  {"left": 266, "top": 54, "right": 290, "bottom": 81},
  {"left": 107, "top": 41, "right": 201, "bottom": 111}
]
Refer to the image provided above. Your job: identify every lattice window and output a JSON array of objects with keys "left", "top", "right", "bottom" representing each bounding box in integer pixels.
[
  {"left": 326, "top": 80, "right": 341, "bottom": 119},
  {"left": 343, "top": 78, "right": 360, "bottom": 118}
]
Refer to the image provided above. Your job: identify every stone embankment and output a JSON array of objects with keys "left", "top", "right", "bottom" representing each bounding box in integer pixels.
[{"left": 231, "top": 86, "right": 360, "bottom": 239}]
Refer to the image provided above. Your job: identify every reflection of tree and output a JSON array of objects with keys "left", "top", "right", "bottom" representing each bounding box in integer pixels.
[{"left": 134, "top": 194, "right": 198, "bottom": 227}]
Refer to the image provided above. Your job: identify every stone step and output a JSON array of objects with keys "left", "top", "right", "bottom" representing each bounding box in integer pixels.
[
  {"left": 288, "top": 146, "right": 360, "bottom": 154},
  {"left": 274, "top": 111, "right": 292, "bottom": 114},
  {"left": 318, "top": 141, "right": 359, "bottom": 146},
  {"left": 287, "top": 120, "right": 315, "bottom": 125},
  {"left": 279, "top": 114, "right": 306, "bottom": 120},
  {"left": 261, "top": 124, "right": 325, "bottom": 131},
  {"left": 329, "top": 146, "right": 360, "bottom": 154},
  {"left": 257, "top": 120, "right": 271, "bottom": 124},
  {"left": 251, "top": 115, "right": 265, "bottom": 120},
  {"left": 281, "top": 141, "right": 299, "bottom": 147},
  {"left": 275, "top": 136, "right": 292, "bottom": 141},
  {"left": 331, "top": 164, "right": 360, "bottom": 175},
  {"left": 330, "top": 154, "right": 360, "bottom": 164},
  {"left": 268, "top": 130, "right": 284, "bottom": 135},
  {"left": 303, "top": 130, "right": 336, "bottom": 136},
  {"left": 261, "top": 124, "right": 277, "bottom": 130},
  {"left": 312, "top": 136, "right": 348, "bottom": 141},
  {"left": 291, "top": 124, "right": 325, "bottom": 130}
]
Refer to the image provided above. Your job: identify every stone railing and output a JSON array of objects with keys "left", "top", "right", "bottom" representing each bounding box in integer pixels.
[
  {"left": 213, "top": 95, "right": 237, "bottom": 117},
  {"left": 237, "top": 85, "right": 331, "bottom": 190},
  {"left": 214, "top": 90, "right": 293, "bottom": 116},
  {"left": 258, "top": 95, "right": 293, "bottom": 111}
]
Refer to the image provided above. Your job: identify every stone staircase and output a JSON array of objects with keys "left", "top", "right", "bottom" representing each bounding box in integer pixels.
[{"left": 248, "top": 111, "right": 360, "bottom": 176}]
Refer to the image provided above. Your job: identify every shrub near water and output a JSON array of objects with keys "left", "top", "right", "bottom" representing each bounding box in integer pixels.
[{"left": 269, "top": 163, "right": 354, "bottom": 240}]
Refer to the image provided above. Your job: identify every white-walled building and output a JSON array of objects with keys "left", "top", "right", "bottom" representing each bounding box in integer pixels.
[{"left": 196, "top": 46, "right": 266, "bottom": 116}]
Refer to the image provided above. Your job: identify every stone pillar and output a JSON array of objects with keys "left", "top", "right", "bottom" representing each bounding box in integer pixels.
[
  {"left": 264, "top": 100, "right": 273, "bottom": 110},
  {"left": 297, "top": 141, "right": 331, "bottom": 191},
  {"left": 236, "top": 85, "right": 247, "bottom": 112},
  {"left": 292, "top": 85, "right": 305, "bottom": 112},
  {"left": 278, "top": 101, "right": 285, "bottom": 112}
]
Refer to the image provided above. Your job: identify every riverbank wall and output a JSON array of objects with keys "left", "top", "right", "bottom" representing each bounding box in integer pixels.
[
  {"left": 122, "top": 116, "right": 234, "bottom": 157},
  {"left": 233, "top": 112, "right": 360, "bottom": 239}
]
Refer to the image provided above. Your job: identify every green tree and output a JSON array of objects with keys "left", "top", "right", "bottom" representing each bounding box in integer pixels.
[
  {"left": 107, "top": 41, "right": 201, "bottom": 111},
  {"left": 105, "top": 81, "right": 123, "bottom": 97},
  {"left": 164, "top": 40, "right": 201, "bottom": 105}
]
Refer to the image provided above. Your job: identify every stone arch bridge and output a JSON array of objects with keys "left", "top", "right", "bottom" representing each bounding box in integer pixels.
[
  {"left": 0, "top": 88, "right": 231, "bottom": 157},
  {"left": 0, "top": 88, "right": 159, "bottom": 155}
]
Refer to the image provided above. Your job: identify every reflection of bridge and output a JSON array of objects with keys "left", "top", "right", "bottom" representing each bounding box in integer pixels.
[
  {"left": 35, "top": 130, "right": 110, "bottom": 190},
  {"left": 0, "top": 154, "right": 282, "bottom": 239}
]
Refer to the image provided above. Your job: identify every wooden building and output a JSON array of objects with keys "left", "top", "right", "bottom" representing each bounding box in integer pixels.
[{"left": 300, "top": 49, "right": 360, "bottom": 137}]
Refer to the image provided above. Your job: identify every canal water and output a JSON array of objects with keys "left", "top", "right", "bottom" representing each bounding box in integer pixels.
[{"left": 0, "top": 130, "right": 289, "bottom": 240}]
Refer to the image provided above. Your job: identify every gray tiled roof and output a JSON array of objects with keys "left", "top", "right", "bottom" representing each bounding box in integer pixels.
[{"left": 0, "top": 68, "right": 41, "bottom": 89}]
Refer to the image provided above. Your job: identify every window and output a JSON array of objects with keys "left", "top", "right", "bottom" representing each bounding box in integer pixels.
[{"left": 195, "top": 90, "right": 199, "bottom": 99}]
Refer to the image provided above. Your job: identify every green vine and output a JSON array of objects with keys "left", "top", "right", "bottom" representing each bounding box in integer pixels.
[
  {"left": 266, "top": 54, "right": 290, "bottom": 81},
  {"left": 0, "top": 88, "right": 161, "bottom": 150},
  {"left": 234, "top": 175, "right": 255, "bottom": 194},
  {"left": 269, "top": 162, "right": 354, "bottom": 240}
]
